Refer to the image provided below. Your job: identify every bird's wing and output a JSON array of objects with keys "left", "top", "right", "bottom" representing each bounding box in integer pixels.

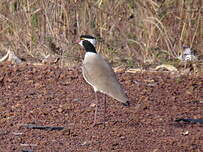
[{"left": 82, "top": 54, "right": 128, "bottom": 103}]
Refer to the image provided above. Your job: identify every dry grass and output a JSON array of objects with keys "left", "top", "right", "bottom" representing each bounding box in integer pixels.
[{"left": 0, "top": 0, "right": 202, "bottom": 67}]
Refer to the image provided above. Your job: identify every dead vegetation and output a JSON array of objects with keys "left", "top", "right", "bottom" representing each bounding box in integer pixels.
[{"left": 0, "top": 0, "right": 202, "bottom": 69}]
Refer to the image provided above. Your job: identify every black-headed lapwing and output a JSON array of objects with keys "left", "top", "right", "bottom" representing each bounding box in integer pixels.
[{"left": 77, "top": 35, "right": 129, "bottom": 126}]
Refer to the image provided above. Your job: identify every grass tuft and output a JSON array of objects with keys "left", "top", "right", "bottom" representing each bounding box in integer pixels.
[{"left": 0, "top": 0, "right": 202, "bottom": 67}]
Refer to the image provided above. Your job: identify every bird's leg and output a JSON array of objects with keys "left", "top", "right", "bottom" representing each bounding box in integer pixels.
[
  {"left": 104, "top": 95, "right": 107, "bottom": 123},
  {"left": 93, "top": 92, "right": 99, "bottom": 126},
  {"left": 93, "top": 93, "right": 107, "bottom": 127}
]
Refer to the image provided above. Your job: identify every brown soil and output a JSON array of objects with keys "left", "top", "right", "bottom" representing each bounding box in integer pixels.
[{"left": 0, "top": 63, "right": 202, "bottom": 152}]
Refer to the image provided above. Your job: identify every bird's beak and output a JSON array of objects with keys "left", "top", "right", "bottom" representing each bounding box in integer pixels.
[{"left": 75, "top": 39, "right": 80, "bottom": 44}]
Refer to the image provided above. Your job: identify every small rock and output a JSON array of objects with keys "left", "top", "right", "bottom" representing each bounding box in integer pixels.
[
  {"left": 120, "top": 136, "right": 126, "bottom": 140},
  {"left": 72, "top": 98, "right": 80, "bottom": 102},
  {"left": 81, "top": 141, "right": 88, "bottom": 146},
  {"left": 57, "top": 108, "right": 63, "bottom": 113},
  {"left": 182, "top": 130, "right": 189, "bottom": 136},
  {"left": 90, "top": 103, "right": 96, "bottom": 107}
]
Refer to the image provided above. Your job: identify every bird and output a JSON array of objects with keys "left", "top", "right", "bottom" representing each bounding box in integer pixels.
[{"left": 77, "top": 35, "right": 129, "bottom": 126}]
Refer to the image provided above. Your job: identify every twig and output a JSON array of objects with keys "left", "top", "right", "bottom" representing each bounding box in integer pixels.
[
  {"left": 21, "top": 124, "right": 64, "bottom": 131},
  {"left": 175, "top": 118, "right": 203, "bottom": 124},
  {"left": 22, "top": 150, "right": 33, "bottom": 152},
  {"left": 12, "top": 132, "right": 23, "bottom": 136},
  {"left": 20, "top": 144, "right": 37, "bottom": 147}
]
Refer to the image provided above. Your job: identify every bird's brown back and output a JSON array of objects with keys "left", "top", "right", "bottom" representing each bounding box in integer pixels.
[{"left": 82, "top": 53, "right": 128, "bottom": 104}]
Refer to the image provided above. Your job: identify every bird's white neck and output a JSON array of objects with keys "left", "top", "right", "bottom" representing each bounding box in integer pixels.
[{"left": 85, "top": 52, "right": 97, "bottom": 58}]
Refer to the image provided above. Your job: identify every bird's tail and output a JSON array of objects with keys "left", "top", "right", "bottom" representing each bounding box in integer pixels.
[{"left": 122, "top": 101, "right": 130, "bottom": 106}]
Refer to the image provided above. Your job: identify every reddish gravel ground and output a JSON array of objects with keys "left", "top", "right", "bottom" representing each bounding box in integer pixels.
[{"left": 0, "top": 63, "right": 202, "bottom": 152}]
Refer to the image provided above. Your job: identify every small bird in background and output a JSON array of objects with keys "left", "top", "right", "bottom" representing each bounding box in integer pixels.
[{"left": 77, "top": 35, "right": 129, "bottom": 126}]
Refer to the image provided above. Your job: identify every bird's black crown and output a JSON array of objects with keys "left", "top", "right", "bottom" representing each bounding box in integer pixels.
[{"left": 80, "top": 35, "right": 96, "bottom": 40}]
